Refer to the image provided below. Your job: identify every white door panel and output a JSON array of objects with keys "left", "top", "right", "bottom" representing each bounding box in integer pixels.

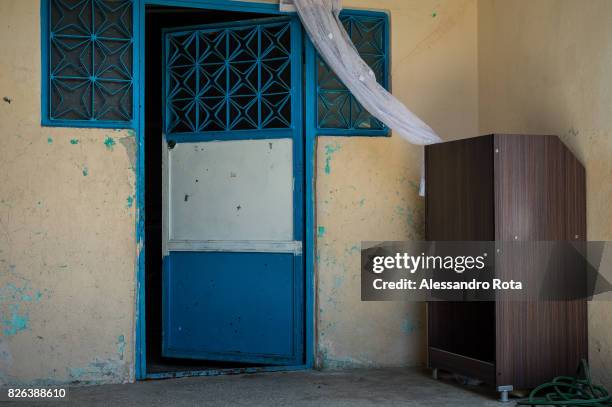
[{"left": 168, "top": 138, "right": 294, "bottom": 242}]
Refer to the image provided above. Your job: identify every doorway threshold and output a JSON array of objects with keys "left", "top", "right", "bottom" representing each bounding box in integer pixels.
[{"left": 145, "top": 364, "right": 310, "bottom": 380}]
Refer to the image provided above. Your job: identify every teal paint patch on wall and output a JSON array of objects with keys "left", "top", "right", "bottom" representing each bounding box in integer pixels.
[
  {"left": 3, "top": 304, "right": 29, "bottom": 336},
  {"left": 117, "top": 335, "right": 126, "bottom": 360},
  {"left": 103, "top": 137, "right": 116, "bottom": 150},
  {"left": 317, "top": 226, "right": 326, "bottom": 237},
  {"left": 395, "top": 204, "right": 424, "bottom": 237},
  {"left": 316, "top": 348, "right": 369, "bottom": 370},
  {"left": 345, "top": 245, "right": 360, "bottom": 255},
  {"left": 0, "top": 278, "right": 45, "bottom": 336},
  {"left": 68, "top": 335, "right": 128, "bottom": 384},
  {"left": 388, "top": 177, "right": 426, "bottom": 239},
  {"left": 126, "top": 196, "right": 134, "bottom": 209},
  {"left": 68, "top": 359, "right": 125, "bottom": 384},
  {"left": 70, "top": 138, "right": 79, "bottom": 144},
  {"left": 323, "top": 143, "right": 341, "bottom": 175}
]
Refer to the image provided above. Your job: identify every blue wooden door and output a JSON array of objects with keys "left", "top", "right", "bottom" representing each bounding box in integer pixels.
[{"left": 161, "top": 17, "right": 304, "bottom": 365}]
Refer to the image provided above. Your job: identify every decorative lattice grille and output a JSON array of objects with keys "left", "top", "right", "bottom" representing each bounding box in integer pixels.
[
  {"left": 165, "top": 19, "right": 292, "bottom": 135},
  {"left": 316, "top": 13, "right": 387, "bottom": 131},
  {"left": 47, "top": 0, "right": 133, "bottom": 123}
]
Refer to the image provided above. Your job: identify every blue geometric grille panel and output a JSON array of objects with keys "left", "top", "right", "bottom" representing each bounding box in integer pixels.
[
  {"left": 165, "top": 19, "right": 293, "bottom": 135},
  {"left": 316, "top": 13, "right": 387, "bottom": 131},
  {"left": 47, "top": 0, "right": 133, "bottom": 123}
]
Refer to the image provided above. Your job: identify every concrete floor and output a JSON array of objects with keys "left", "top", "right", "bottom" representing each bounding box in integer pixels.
[{"left": 32, "top": 368, "right": 503, "bottom": 406}]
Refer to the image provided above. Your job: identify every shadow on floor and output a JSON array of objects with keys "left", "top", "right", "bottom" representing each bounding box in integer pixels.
[{"left": 37, "top": 367, "right": 504, "bottom": 407}]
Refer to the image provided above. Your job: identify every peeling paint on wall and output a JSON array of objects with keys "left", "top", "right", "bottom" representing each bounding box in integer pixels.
[
  {"left": 317, "top": 226, "right": 326, "bottom": 238},
  {"left": 0, "top": 278, "right": 45, "bottom": 336},
  {"left": 118, "top": 136, "right": 136, "bottom": 172},
  {"left": 0, "top": 339, "right": 13, "bottom": 384},
  {"left": 0, "top": 0, "right": 136, "bottom": 385},
  {"left": 345, "top": 245, "right": 360, "bottom": 255},
  {"left": 116, "top": 335, "right": 125, "bottom": 360},
  {"left": 2, "top": 304, "right": 29, "bottom": 336},
  {"left": 68, "top": 359, "right": 126, "bottom": 385},
  {"left": 316, "top": 342, "right": 376, "bottom": 370},
  {"left": 67, "top": 335, "right": 129, "bottom": 385},
  {"left": 323, "top": 143, "right": 341, "bottom": 175},
  {"left": 103, "top": 136, "right": 116, "bottom": 151}
]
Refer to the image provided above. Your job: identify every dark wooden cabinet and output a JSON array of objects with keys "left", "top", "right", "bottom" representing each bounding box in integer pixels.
[{"left": 425, "top": 134, "right": 587, "bottom": 396}]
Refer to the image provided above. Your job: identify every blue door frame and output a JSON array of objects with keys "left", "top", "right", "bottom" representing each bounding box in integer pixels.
[{"left": 133, "top": 0, "right": 316, "bottom": 380}]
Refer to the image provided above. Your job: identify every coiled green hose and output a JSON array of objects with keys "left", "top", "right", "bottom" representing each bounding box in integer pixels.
[{"left": 517, "top": 359, "right": 611, "bottom": 406}]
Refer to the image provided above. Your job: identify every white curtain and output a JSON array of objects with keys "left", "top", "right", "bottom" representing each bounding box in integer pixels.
[
  {"left": 280, "top": 0, "right": 442, "bottom": 147},
  {"left": 280, "top": 0, "right": 442, "bottom": 195}
]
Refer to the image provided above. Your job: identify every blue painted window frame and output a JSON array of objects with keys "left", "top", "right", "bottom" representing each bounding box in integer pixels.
[
  {"left": 308, "top": 9, "right": 390, "bottom": 137},
  {"left": 40, "top": 0, "right": 137, "bottom": 129}
]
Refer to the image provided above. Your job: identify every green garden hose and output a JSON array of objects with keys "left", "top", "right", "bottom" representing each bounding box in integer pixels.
[{"left": 517, "top": 359, "right": 612, "bottom": 406}]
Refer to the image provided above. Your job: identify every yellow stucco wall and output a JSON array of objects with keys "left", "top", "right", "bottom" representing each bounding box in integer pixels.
[
  {"left": 0, "top": 0, "right": 479, "bottom": 383},
  {"left": 315, "top": 0, "right": 479, "bottom": 368},
  {"left": 0, "top": 1, "right": 136, "bottom": 385},
  {"left": 478, "top": 0, "right": 612, "bottom": 387}
]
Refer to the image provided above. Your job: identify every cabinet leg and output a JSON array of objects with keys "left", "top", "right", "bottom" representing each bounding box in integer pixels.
[
  {"left": 431, "top": 368, "right": 438, "bottom": 380},
  {"left": 497, "top": 385, "right": 513, "bottom": 403}
]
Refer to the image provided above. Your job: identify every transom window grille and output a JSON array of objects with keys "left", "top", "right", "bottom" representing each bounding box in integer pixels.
[
  {"left": 316, "top": 12, "right": 389, "bottom": 133},
  {"left": 43, "top": 0, "right": 134, "bottom": 126},
  {"left": 164, "top": 19, "right": 293, "bottom": 136}
]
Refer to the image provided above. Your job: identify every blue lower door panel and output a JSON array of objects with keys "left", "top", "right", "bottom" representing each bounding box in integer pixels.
[{"left": 162, "top": 251, "right": 303, "bottom": 365}]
